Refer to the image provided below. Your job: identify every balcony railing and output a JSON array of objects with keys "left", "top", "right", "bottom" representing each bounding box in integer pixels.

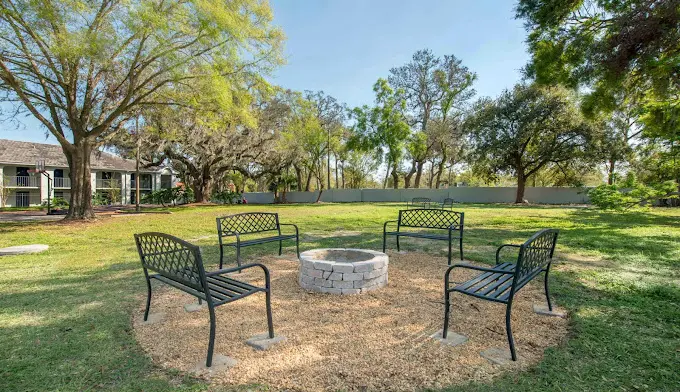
[
  {"left": 96, "top": 179, "right": 121, "bottom": 189},
  {"left": 130, "top": 181, "right": 153, "bottom": 190},
  {"left": 53, "top": 177, "right": 71, "bottom": 188},
  {"left": 5, "top": 176, "right": 39, "bottom": 187}
]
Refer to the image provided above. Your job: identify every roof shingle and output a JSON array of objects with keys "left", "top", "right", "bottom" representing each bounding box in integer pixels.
[{"left": 0, "top": 139, "right": 149, "bottom": 172}]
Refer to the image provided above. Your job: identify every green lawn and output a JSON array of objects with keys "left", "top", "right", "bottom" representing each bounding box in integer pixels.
[{"left": 1, "top": 203, "right": 678, "bottom": 391}]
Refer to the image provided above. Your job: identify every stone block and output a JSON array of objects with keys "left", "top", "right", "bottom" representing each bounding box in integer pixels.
[
  {"left": 322, "top": 271, "right": 332, "bottom": 279},
  {"left": 313, "top": 261, "right": 334, "bottom": 271},
  {"left": 190, "top": 354, "right": 237, "bottom": 374},
  {"left": 431, "top": 329, "right": 468, "bottom": 347},
  {"left": 0, "top": 244, "right": 49, "bottom": 256},
  {"left": 184, "top": 302, "right": 206, "bottom": 313},
  {"left": 140, "top": 312, "right": 165, "bottom": 325},
  {"left": 341, "top": 288, "right": 361, "bottom": 295},
  {"left": 300, "top": 259, "right": 315, "bottom": 269},
  {"left": 364, "top": 268, "right": 385, "bottom": 279},
  {"left": 314, "top": 277, "right": 333, "bottom": 288},
  {"left": 332, "top": 280, "right": 354, "bottom": 289},
  {"left": 343, "top": 272, "right": 364, "bottom": 281},
  {"left": 533, "top": 304, "right": 567, "bottom": 318},
  {"left": 332, "top": 263, "right": 355, "bottom": 273},
  {"left": 320, "top": 287, "right": 343, "bottom": 295},
  {"left": 328, "top": 272, "right": 344, "bottom": 281},
  {"left": 306, "top": 268, "right": 324, "bottom": 278},
  {"left": 372, "top": 259, "right": 386, "bottom": 269},
  {"left": 301, "top": 275, "right": 315, "bottom": 285},
  {"left": 246, "top": 333, "right": 287, "bottom": 351},
  {"left": 480, "top": 348, "right": 516, "bottom": 365},
  {"left": 352, "top": 261, "right": 374, "bottom": 273}
]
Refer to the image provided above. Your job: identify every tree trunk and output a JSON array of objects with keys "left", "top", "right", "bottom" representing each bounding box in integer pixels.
[
  {"left": 293, "top": 164, "right": 303, "bottom": 191},
  {"left": 435, "top": 158, "right": 446, "bottom": 188},
  {"left": 404, "top": 160, "right": 416, "bottom": 188},
  {"left": 383, "top": 158, "right": 391, "bottom": 189},
  {"left": 305, "top": 170, "right": 313, "bottom": 191},
  {"left": 192, "top": 176, "right": 213, "bottom": 202},
  {"left": 341, "top": 160, "right": 345, "bottom": 189},
  {"left": 516, "top": 171, "right": 526, "bottom": 203},
  {"left": 334, "top": 154, "right": 339, "bottom": 189},
  {"left": 391, "top": 163, "right": 399, "bottom": 189},
  {"left": 607, "top": 159, "right": 616, "bottom": 185},
  {"left": 65, "top": 139, "right": 96, "bottom": 219},
  {"left": 414, "top": 160, "right": 425, "bottom": 188}
]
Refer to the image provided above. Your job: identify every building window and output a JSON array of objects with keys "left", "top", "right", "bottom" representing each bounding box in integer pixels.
[
  {"left": 161, "top": 175, "right": 172, "bottom": 189},
  {"left": 16, "top": 166, "right": 30, "bottom": 177},
  {"left": 54, "top": 169, "right": 64, "bottom": 178},
  {"left": 101, "top": 171, "right": 112, "bottom": 180},
  {"left": 16, "top": 191, "right": 29, "bottom": 207}
]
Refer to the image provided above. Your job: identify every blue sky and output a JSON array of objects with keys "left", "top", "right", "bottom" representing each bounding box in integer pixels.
[{"left": 0, "top": 0, "right": 528, "bottom": 145}]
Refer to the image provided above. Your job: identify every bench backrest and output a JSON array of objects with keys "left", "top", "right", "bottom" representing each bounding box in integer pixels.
[
  {"left": 134, "top": 232, "right": 207, "bottom": 292},
  {"left": 398, "top": 208, "right": 464, "bottom": 230},
  {"left": 515, "top": 229, "right": 559, "bottom": 287},
  {"left": 217, "top": 212, "right": 280, "bottom": 236},
  {"left": 442, "top": 198, "right": 454, "bottom": 207},
  {"left": 412, "top": 197, "right": 431, "bottom": 203}
]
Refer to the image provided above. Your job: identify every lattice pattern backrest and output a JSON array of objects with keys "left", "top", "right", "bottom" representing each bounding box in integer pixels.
[
  {"left": 218, "top": 212, "right": 279, "bottom": 235},
  {"left": 516, "top": 229, "right": 558, "bottom": 284},
  {"left": 135, "top": 233, "right": 204, "bottom": 289},
  {"left": 442, "top": 198, "right": 454, "bottom": 207},
  {"left": 399, "top": 209, "right": 463, "bottom": 229},
  {"left": 412, "top": 197, "right": 432, "bottom": 203}
]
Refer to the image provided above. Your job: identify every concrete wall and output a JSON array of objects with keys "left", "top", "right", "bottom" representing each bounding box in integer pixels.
[{"left": 242, "top": 187, "right": 590, "bottom": 205}]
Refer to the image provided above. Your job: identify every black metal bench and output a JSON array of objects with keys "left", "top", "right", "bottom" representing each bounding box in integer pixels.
[
  {"left": 217, "top": 212, "right": 300, "bottom": 268},
  {"left": 407, "top": 197, "right": 432, "bottom": 209},
  {"left": 134, "top": 232, "right": 274, "bottom": 367},
  {"left": 442, "top": 229, "right": 559, "bottom": 361},
  {"left": 440, "top": 198, "right": 455, "bottom": 210},
  {"left": 383, "top": 208, "right": 464, "bottom": 265}
]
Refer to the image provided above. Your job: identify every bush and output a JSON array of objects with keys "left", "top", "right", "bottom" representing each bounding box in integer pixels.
[
  {"left": 142, "top": 186, "right": 192, "bottom": 206},
  {"left": 589, "top": 180, "right": 677, "bottom": 211},
  {"left": 42, "top": 197, "right": 69, "bottom": 209},
  {"left": 211, "top": 189, "right": 242, "bottom": 204}
]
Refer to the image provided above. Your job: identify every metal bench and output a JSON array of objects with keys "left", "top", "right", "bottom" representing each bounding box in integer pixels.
[
  {"left": 217, "top": 212, "right": 300, "bottom": 268},
  {"left": 407, "top": 197, "right": 432, "bottom": 209},
  {"left": 383, "top": 208, "right": 464, "bottom": 265},
  {"left": 442, "top": 229, "right": 559, "bottom": 361},
  {"left": 134, "top": 232, "right": 274, "bottom": 367},
  {"left": 440, "top": 198, "right": 455, "bottom": 210}
]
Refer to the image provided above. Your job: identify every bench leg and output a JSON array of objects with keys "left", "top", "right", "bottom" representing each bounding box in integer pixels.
[
  {"left": 505, "top": 302, "right": 517, "bottom": 361},
  {"left": 459, "top": 237, "right": 464, "bottom": 261},
  {"left": 236, "top": 246, "right": 242, "bottom": 268},
  {"left": 143, "top": 278, "right": 152, "bottom": 321},
  {"left": 295, "top": 235, "right": 300, "bottom": 259},
  {"left": 544, "top": 266, "right": 553, "bottom": 311},
  {"left": 396, "top": 235, "right": 401, "bottom": 252},
  {"left": 382, "top": 232, "right": 387, "bottom": 253},
  {"left": 442, "top": 289, "right": 452, "bottom": 339},
  {"left": 278, "top": 239, "right": 283, "bottom": 256},
  {"left": 265, "top": 289, "right": 274, "bottom": 339},
  {"left": 448, "top": 239, "right": 452, "bottom": 266},
  {"left": 206, "top": 305, "right": 217, "bottom": 367},
  {"left": 219, "top": 245, "right": 224, "bottom": 269}
]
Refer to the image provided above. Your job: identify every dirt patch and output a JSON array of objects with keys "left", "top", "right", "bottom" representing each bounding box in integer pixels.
[{"left": 133, "top": 253, "right": 569, "bottom": 391}]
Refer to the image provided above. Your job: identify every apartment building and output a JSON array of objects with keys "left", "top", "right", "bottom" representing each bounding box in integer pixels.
[{"left": 0, "top": 139, "right": 176, "bottom": 207}]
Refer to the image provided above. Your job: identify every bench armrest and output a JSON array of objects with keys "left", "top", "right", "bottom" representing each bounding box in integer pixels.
[
  {"left": 495, "top": 244, "right": 521, "bottom": 265},
  {"left": 205, "top": 262, "right": 271, "bottom": 288},
  {"left": 383, "top": 220, "right": 398, "bottom": 233},
  {"left": 445, "top": 262, "right": 514, "bottom": 287},
  {"left": 279, "top": 223, "right": 299, "bottom": 236}
]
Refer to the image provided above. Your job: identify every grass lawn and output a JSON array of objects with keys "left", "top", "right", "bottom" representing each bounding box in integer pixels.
[{"left": 1, "top": 203, "right": 678, "bottom": 391}]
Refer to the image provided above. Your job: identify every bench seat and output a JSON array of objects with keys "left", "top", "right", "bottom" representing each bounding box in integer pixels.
[
  {"left": 384, "top": 231, "right": 461, "bottom": 241},
  {"left": 450, "top": 262, "right": 516, "bottom": 302},
  {"left": 221, "top": 233, "right": 297, "bottom": 248}
]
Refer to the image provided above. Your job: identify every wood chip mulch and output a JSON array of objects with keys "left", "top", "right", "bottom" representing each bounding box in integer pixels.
[{"left": 133, "top": 252, "right": 568, "bottom": 391}]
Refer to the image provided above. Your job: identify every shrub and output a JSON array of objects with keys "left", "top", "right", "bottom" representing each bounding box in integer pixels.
[
  {"left": 42, "top": 197, "right": 69, "bottom": 209},
  {"left": 211, "top": 189, "right": 242, "bottom": 204},
  {"left": 589, "top": 180, "right": 677, "bottom": 211},
  {"left": 141, "top": 186, "right": 191, "bottom": 207}
]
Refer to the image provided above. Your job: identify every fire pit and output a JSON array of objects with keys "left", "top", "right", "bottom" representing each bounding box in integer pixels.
[{"left": 298, "top": 248, "right": 389, "bottom": 295}]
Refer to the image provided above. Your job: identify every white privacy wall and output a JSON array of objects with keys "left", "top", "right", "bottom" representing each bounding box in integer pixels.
[{"left": 242, "top": 187, "right": 590, "bottom": 205}]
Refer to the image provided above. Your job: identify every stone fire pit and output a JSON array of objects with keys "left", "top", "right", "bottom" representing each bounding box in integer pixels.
[{"left": 298, "top": 248, "right": 388, "bottom": 295}]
